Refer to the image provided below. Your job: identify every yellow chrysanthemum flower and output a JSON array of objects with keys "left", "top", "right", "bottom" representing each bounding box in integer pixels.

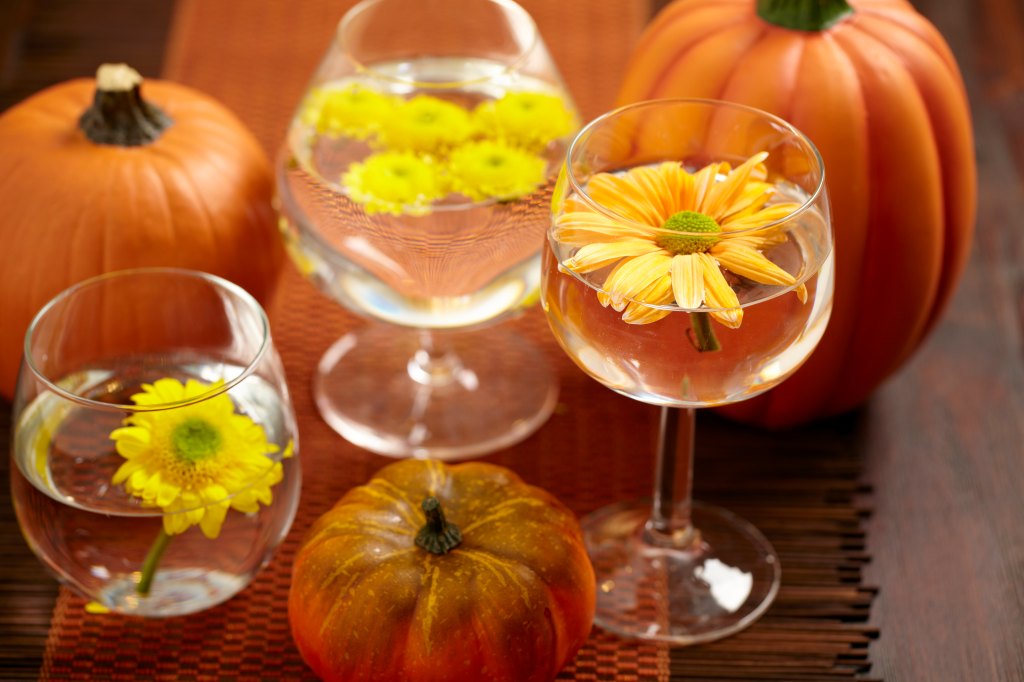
[
  {"left": 554, "top": 152, "right": 805, "bottom": 328},
  {"left": 343, "top": 150, "right": 446, "bottom": 215},
  {"left": 301, "top": 83, "right": 399, "bottom": 139},
  {"left": 474, "top": 91, "right": 575, "bottom": 150},
  {"left": 447, "top": 139, "right": 547, "bottom": 202},
  {"left": 377, "top": 95, "right": 474, "bottom": 154},
  {"left": 110, "top": 378, "right": 290, "bottom": 540}
]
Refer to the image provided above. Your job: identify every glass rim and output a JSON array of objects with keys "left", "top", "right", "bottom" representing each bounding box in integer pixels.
[
  {"left": 563, "top": 97, "right": 828, "bottom": 238},
  {"left": 336, "top": 0, "right": 540, "bottom": 88},
  {"left": 22, "top": 267, "right": 271, "bottom": 413}
]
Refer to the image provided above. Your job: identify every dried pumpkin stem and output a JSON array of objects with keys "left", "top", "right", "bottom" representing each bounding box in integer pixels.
[
  {"left": 689, "top": 312, "right": 721, "bottom": 353},
  {"left": 415, "top": 497, "right": 462, "bottom": 555},
  {"left": 79, "top": 63, "right": 173, "bottom": 147},
  {"left": 136, "top": 528, "right": 173, "bottom": 596}
]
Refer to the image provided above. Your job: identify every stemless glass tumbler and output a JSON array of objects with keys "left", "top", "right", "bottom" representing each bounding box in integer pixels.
[
  {"left": 543, "top": 99, "right": 835, "bottom": 644},
  {"left": 275, "top": 0, "right": 579, "bottom": 459},
  {"left": 10, "top": 268, "right": 301, "bottom": 617}
]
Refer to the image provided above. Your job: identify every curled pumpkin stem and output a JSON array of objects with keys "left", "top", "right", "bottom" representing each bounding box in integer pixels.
[{"left": 415, "top": 497, "right": 462, "bottom": 555}]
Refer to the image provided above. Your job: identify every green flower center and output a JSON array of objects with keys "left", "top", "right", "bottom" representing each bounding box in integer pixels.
[
  {"left": 656, "top": 211, "right": 721, "bottom": 255},
  {"left": 171, "top": 418, "right": 222, "bottom": 463}
]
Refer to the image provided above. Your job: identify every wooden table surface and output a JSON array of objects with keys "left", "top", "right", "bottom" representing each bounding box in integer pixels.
[{"left": 1, "top": 0, "right": 1022, "bottom": 680}]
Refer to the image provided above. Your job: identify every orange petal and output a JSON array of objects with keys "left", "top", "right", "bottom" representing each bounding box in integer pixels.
[
  {"left": 702, "top": 152, "right": 768, "bottom": 219},
  {"left": 601, "top": 252, "right": 672, "bottom": 310},
  {"left": 696, "top": 252, "right": 742, "bottom": 328},
  {"left": 553, "top": 211, "right": 654, "bottom": 245},
  {"left": 712, "top": 243, "right": 796, "bottom": 286},
  {"left": 587, "top": 172, "right": 664, "bottom": 225},
  {"left": 566, "top": 239, "right": 661, "bottom": 273},
  {"left": 670, "top": 254, "right": 705, "bottom": 309}
]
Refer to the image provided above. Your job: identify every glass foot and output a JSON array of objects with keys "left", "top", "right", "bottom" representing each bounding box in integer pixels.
[
  {"left": 314, "top": 324, "right": 558, "bottom": 460},
  {"left": 97, "top": 569, "right": 246, "bottom": 617},
  {"left": 582, "top": 500, "right": 780, "bottom": 645}
]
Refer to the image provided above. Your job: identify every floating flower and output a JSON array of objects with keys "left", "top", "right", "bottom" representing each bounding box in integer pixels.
[
  {"left": 377, "top": 95, "right": 473, "bottom": 154},
  {"left": 110, "top": 378, "right": 290, "bottom": 540},
  {"left": 301, "top": 83, "right": 399, "bottom": 139},
  {"left": 342, "top": 150, "right": 446, "bottom": 215},
  {"left": 447, "top": 139, "right": 546, "bottom": 202},
  {"left": 474, "top": 91, "right": 575, "bottom": 150},
  {"left": 554, "top": 152, "right": 804, "bottom": 329}
]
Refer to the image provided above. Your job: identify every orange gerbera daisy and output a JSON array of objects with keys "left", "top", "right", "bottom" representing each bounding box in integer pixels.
[{"left": 554, "top": 152, "right": 806, "bottom": 329}]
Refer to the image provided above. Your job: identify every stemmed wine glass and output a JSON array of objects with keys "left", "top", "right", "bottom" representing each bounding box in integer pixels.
[
  {"left": 543, "top": 99, "right": 834, "bottom": 643},
  {"left": 276, "top": 0, "right": 579, "bottom": 459}
]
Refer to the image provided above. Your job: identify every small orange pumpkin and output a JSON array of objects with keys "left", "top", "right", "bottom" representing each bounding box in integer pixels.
[
  {"left": 289, "top": 459, "right": 596, "bottom": 682},
  {"left": 618, "top": 0, "right": 976, "bottom": 426},
  {"left": 0, "top": 64, "right": 284, "bottom": 399}
]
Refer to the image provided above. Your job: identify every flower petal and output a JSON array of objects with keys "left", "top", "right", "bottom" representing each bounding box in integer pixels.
[
  {"left": 702, "top": 152, "right": 768, "bottom": 219},
  {"left": 670, "top": 254, "right": 705, "bottom": 309},
  {"left": 621, "top": 274, "right": 674, "bottom": 324},
  {"left": 722, "top": 202, "right": 801, "bottom": 232},
  {"left": 553, "top": 211, "right": 657, "bottom": 245},
  {"left": 111, "top": 461, "right": 142, "bottom": 486},
  {"left": 587, "top": 172, "right": 665, "bottom": 225},
  {"left": 600, "top": 252, "right": 672, "bottom": 310},
  {"left": 199, "top": 501, "right": 230, "bottom": 539},
  {"left": 712, "top": 243, "right": 797, "bottom": 286},
  {"left": 565, "top": 239, "right": 661, "bottom": 273},
  {"left": 696, "top": 252, "right": 742, "bottom": 328}
]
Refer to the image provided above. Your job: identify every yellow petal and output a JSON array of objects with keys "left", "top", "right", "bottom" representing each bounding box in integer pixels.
[
  {"left": 111, "top": 461, "right": 142, "bottom": 486},
  {"left": 199, "top": 500, "right": 230, "bottom": 539},
  {"left": 796, "top": 282, "right": 808, "bottom": 303},
  {"left": 718, "top": 181, "right": 774, "bottom": 221},
  {"left": 696, "top": 253, "right": 742, "bottom": 328},
  {"left": 163, "top": 513, "right": 187, "bottom": 536},
  {"left": 85, "top": 601, "right": 110, "bottom": 615},
  {"left": 661, "top": 162, "right": 695, "bottom": 215},
  {"left": 701, "top": 152, "right": 768, "bottom": 219},
  {"left": 156, "top": 481, "right": 181, "bottom": 509},
  {"left": 722, "top": 202, "right": 801, "bottom": 232},
  {"left": 601, "top": 252, "right": 672, "bottom": 310},
  {"left": 692, "top": 161, "right": 727, "bottom": 212},
  {"left": 128, "top": 468, "right": 150, "bottom": 492},
  {"left": 621, "top": 272, "right": 674, "bottom": 324},
  {"left": 629, "top": 163, "right": 679, "bottom": 219},
  {"left": 566, "top": 238, "right": 661, "bottom": 273},
  {"left": 712, "top": 243, "right": 796, "bottom": 286},
  {"left": 553, "top": 211, "right": 656, "bottom": 245},
  {"left": 587, "top": 172, "right": 665, "bottom": 225},
  {"left": 147, "top": 378, "right": 188, "bottom": 404},
  {"left": 670, "top": 254, "right": 705, "bottom": 309}
]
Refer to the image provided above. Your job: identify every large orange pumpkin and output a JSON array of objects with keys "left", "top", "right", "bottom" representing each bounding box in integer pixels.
[
  {"left": 289, "top": 459, "right": 596, "bottom": 682},
  {"left": 618, "top": 0, "right": 976, "bottom": 426},
  {"left": 0, "top": 64, "right": 284, "bottom": 399}
]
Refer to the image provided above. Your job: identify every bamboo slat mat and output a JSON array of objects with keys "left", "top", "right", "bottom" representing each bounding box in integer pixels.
[{"left": 39, "top": 1, "right": 877, "bottom": 679}]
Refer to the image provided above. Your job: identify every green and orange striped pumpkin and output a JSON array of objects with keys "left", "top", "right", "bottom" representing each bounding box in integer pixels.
[{"left": 288, "top": 459, "right": 596, "bottom": 682}]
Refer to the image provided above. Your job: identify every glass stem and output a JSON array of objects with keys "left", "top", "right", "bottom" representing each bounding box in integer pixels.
[
  {"left": 407, "top": 330, "right": 474, "bottom": 389},
  {"left": 137, "top": 528, "right": 172, "bottom": 596},
  {"left": 645, "top": 406, "right": 698, "bottom": 548}
]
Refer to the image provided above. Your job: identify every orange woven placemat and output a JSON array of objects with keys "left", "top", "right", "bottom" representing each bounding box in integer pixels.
[{"left": 40, "top": 1, "right": 876, "bottom": 680}]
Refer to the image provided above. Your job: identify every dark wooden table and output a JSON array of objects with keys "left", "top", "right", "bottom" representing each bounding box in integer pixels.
[{"left": 1, "top": 0, "right": 1022, "bottom": 680}]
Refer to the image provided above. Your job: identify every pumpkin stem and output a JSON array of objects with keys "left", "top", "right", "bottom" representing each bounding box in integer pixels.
[
  {"left": 415, "top": 497, "right": 462, "bottom": 555},
  {"left": 756, "top": 0, "right": 854, "bottom": 32},
  {"left": 79, "top": 63, "right": 173, "bottom": 147}
]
